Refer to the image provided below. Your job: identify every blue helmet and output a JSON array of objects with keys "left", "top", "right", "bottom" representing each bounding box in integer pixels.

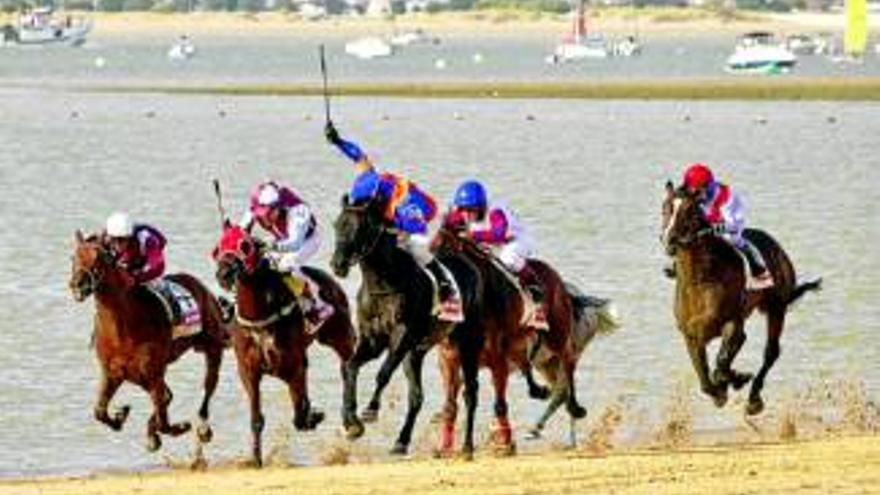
[
  {"left": 350, "top": 170, "right": 380, "bottom": 204},
  {"left": 453, "top": 180, "right": 488, "bottom": 210}
]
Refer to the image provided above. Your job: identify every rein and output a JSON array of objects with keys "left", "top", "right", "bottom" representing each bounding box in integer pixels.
[
  {"left": 235, "top": 300, "right": 299, "bottom": 330},
  {"left": 343, "top": 205, "right": 388, "bottom": 267}
]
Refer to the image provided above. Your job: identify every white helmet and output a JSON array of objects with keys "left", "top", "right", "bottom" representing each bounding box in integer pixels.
[
  {"left": 106, "top": 212, "right": 134, "bottom": 238},
  {"left": 257, "top": 183, "right": 280, "bottom": 207}
]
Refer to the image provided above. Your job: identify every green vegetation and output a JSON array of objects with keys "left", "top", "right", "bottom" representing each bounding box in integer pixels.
[{"left": 89, "top": 79, "right": 880, "bottom": 101}]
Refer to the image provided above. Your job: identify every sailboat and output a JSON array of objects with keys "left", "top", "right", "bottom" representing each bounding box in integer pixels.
[{"left": 546, "top": 0, "right": 609, "bottom": 64}]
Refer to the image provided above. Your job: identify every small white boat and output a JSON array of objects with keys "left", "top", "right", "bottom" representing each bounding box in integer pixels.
[
  {"left": 613, "top": 36, "right": 642, "bottom": 57},
  {"left": 168, "top": 36, "right": 196, "bottom": 61},
  {"left": 2, "top": 8, "right": 91, "bottom": 46},
  {"left": 345, "top": 36, "right": 393, "bottom": 59},
  {"left": 547, "top": 0, "right": 609, "bottom": 63},
  {"left": 726, "top": 32, "right": 797, "bottom": 74},
  {"left": 785, "top": 34, "right": 824, "bottom": 55},
  {"left": 388, "top": 28, "right": 439, "bottom": 47}
]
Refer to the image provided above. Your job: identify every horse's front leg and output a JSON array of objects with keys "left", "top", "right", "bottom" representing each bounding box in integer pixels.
[
  {"left": 94, "top": 371, "right": 129, "bottom": 431},
  {"left": 362, "top": 338, "right": 410, "bottom": 423},
  {"left": 490, "top": 359, "right": 515, "bottom": 455},
  {"left": 146, "top": 381, "right": 191, "bottom": 452},
  {"left": 436, "top": 344, "right": 461, "bottom": 455},
  {"left": 713, "top": 319, "right": 753, "bottom": 392},
  {"left": 391, "top": 348, "right": 427, "bottom": 455},
  {"left": 239, "top": 365, "right": 264, "bottom": 467},
  {"left": 684, "top": 334, "right": 727, "bottom": 408},
  {"left": 342, "top": 338, "right": 382, "bottom": 439}
]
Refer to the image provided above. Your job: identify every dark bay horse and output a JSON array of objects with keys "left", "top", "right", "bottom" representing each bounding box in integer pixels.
[
  {"left": 661, "top": 182, "right": 821, "bottom": 415},
  {"left": 69, "top": 231, "right": 228, "bottom": 452},
  {"left": 213, "top": 224, "right": 355, "bottom": 467},
  {"left": 431, "top": 224, "right": 602, "bottom": 453},
  {"left": 331, "top": 195, "right": 484, "bottom": 456}
]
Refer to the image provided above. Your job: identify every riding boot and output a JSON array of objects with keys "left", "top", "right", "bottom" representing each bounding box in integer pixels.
[
  {"left": 517, "top": 264, "right": 545, "bottom": 304},
  {"left": 426, "top": 259, "right": 455, "bottom": 301},
  {"left": 741, "top": 240, "right": 774, "bottom": 290},
  {"left": 299, "top": 280, "right": 334, "bottom": 328}
]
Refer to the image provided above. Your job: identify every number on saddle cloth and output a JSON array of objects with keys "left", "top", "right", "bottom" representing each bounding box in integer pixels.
[{"left": 146, "top": 278, "right": 202, "bottom": 339}]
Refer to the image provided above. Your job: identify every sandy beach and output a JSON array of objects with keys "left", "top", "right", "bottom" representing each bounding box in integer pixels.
[{"left": 1, "top": 435, "right": 878, "bottom": 495}]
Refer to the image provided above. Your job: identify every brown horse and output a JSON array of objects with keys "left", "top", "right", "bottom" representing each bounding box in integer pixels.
[
  {"left": 213, "top": 224, "right": 355, "bottom": 467},
  {"left": 69, "top": 231, "right": 228, "bottom": 453},
  {"left": 661, "top": 182, "right": 821, "bottom": 415},
  {"left": 431, "top": 223, "right": 586, "bottom": 454}
]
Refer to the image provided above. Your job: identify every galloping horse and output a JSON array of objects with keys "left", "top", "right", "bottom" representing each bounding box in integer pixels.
[
  {"left": 69, "top": 231, "right": 228, "bottom": 452},
  {"left": 661, "top": 182, "right": 821, "bottom": 414},
  {"left": 213, "top": 223, "right": 355, "bottom": 467},
  {"left": 431, "top": 223, "right": 611, "bottom": 452},
  {"left": 331, "top": 195, "right": 484, "bottom": 456}
]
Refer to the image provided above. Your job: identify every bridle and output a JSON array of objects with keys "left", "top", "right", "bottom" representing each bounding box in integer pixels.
[{"left": 340, "top": 203, "right": 387, "bottom": 267}]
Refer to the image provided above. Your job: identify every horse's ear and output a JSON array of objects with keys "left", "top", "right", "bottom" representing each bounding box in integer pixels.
[
  {"left": 665, "top": 180, "right": 675, "bottom": 195},
  {"left": 223, "top": 218, "right": 231, "bottom": 229},
  {"left": 75, "top": 229, "right": 84, "bottom": 244},
  {"left": 340, "top": 194, "right": 350, "bottom": 207}
]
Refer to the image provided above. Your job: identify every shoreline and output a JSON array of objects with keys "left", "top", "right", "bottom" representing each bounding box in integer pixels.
[
  {"left": 1, "top": 435, "right": 878, "bottom": 495},
  {"left": 69, "top": 78, "right": 880, "bottom": 101}
]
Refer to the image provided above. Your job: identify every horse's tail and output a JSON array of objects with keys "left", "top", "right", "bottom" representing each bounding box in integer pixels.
[
  {"left": 788, "top": 276, "right": 822, "bottom": 306},
  {"left": 565, "top": 283, "right": 621, "bottom": 353}
]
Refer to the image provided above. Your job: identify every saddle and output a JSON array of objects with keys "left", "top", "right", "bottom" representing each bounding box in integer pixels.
[
  {"left": 145, "top": 278, "right": 202, "bottom": 339},
  {"left": 486, "top": 257, "right": 549, "bottom": 331}
]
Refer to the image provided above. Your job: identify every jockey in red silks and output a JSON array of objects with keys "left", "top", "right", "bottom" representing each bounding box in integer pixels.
[
  {"left": 682, "top": 163, "right": 774, "bottom": 290},
  {"left": 446, "top": 179, "right": 546, "bottom": 303},
  {"left": 240, "top": 180, "right": 333, "bottom": 325},
  {"left": 105, "top": 212, "right": 166, "bottom": 286},
  {"left": 324, "top": 121, "right": 461, "bottom": 318}
]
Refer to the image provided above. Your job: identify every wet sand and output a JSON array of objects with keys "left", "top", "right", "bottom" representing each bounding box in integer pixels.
[{"left": 2, "top": 435, "right": 878, "bottom": 495}]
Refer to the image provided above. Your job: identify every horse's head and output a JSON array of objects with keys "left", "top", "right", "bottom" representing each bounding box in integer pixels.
[
  {"left": 431, "top": 210, "right": 470, "bottom": 254},
  {"left": 661, "top": 180, "right": 710, "bottom": 256},
  {"left": 331, "top": 194, "right": 386, "bottom": 278},
  {"left": 212, "top": 222, "right": 261, "bottom": 291},
  {"left": 69, "top": 230, "right": 115, "bottom": 302}
]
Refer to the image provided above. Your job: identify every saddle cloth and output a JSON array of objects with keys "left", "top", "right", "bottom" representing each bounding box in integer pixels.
[
  {"left": 145, "top": 278, "right": 202, "bottom": 340},
  {"left": 423, "top": 262, "right": 464, "bottom": 323}
]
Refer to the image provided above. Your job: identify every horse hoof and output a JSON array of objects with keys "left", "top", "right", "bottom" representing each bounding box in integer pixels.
[
  {"left": 731, "top": 372, "right": 754, "bottom": 391},
  {"left": 110, "top": 405, "right": 131, "bottom": 431},
  {"left": 390, "top": 442, "right": 408, "bottom": 456},
  {"left": 170, "top": 421, "right": 192, "bottom": 436},
  {"left": 568, "top": 404, "right": 588, "bottom": 420},
  {"left": 343, "top": 420, "right": 365, "bottom": 440},
  {"left": 197, "top": 422, "right": 213, "bottom": 444},
  {"left": 526, "top": 426, "right": 543, "bottom": 440},
  {"left": 529, "top": 385, "right": 551, "bottom": 401},
  {"left": 493, "top": 441, "right": 516, "bottom": 457},
  {"left": 360, "top": 408, "right": 379, "bottom": 423},
  {"left": 460, "top": 449, "right": 474, "bottom": 462},
  {"left": 712, "top": 390, "right": 729, "bottom": 408},
  {"left": 746, "top": 398, "right": 765, "bottom": 416},
  {"left": 190, "top": 455, "right": 208, "bottom": 471},
  {"left": 146, "top": 434, "right": 162, "bottom": 452}
]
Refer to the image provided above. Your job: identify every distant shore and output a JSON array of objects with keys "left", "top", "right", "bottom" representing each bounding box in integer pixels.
[
  {"left": 2, "top": 435, "right": 878, "bottom": 495},
  {"left": 1, "top": 9, "right": 869, "bottom": 38},
  {"left": 82, "top": 77, "right": 880, "bottom": 101}
]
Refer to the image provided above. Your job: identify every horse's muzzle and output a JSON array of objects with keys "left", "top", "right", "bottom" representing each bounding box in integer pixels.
[
  {"left": 69, "top": 271, "right": 94, "bottom": 302},
  {"left": 330, "top": 255, "right": 350, "bottom": 278}
]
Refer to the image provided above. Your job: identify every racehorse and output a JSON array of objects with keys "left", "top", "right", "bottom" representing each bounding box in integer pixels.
[
  {"left": 661, "top": 181, "right": 821, "bottom": 414},
  {"left": 331, "top": 195, "right": 484, "bottom": 456},
  {"left": 69, "top": 231, "right": 228, "bottom": 453},
  {"left": 213, "top": 223, "right": 356, "bottom": 467},
  {"left": 431, "top": 223, "right": 609, "bottom": 452}
]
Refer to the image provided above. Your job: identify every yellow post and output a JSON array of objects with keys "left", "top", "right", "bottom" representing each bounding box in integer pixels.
[{"left": 845, "top": 0, "right": 868, "bottom": 57}]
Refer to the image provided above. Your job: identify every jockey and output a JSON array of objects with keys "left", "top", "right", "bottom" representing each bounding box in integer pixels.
[
  {"left": 105, "top": 211, "right": 166, "bottom": 286},
  {"left": 239, "top": 180, "right": 334, "bottom": 325},
  {"left": 682, "top": 163, "right": 774, "bottom": 290},
  {"left": 324, "top": 121, "right": 459, "bottom": 312},
  {"left": 448, "top": 180, "right": 545, "bottom": 303}
]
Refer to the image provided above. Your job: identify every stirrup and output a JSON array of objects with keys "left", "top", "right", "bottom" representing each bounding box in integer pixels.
[{"left": 747, "top": 272, "right": 774, "bottom": 291}]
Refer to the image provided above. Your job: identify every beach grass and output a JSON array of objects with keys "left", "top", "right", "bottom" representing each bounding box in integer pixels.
[{"left": 89, "top": 78, "right": 880, "bottom": 101}]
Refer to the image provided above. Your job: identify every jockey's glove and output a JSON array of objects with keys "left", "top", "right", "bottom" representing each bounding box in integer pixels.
[
  {"left": 711, "top": 224, "right": 728, "bottom": 236},
  {"left": 324, "top": 121, "right": 341, "bottom": 145}
]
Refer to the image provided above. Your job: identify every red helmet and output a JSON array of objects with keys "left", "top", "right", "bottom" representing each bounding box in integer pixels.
[{"left": 683, "top": 163, "right": 714, "bottom": 192}]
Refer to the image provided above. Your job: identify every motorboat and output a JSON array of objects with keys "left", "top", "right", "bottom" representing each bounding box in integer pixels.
[
  {"left": 345, "top": 36, "right": 394, "bottom": 59},
  {"left": 2, "top": 7, "right": 91, "bottom": 46},
  {"left": 726, "top": 32, "right": 796, "bottom": 74}
]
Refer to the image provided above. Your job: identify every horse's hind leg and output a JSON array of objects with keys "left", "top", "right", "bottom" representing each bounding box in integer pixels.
[
  {"left": 289, "top": 351, "right": 325, "bottom": 431},
  {"left": 747, "top": 308, "right": 785, "bottom": 416},
  {"left": 391, "top": 349, "right": 427, "bottom": 455},
  {"left": 196, "top": 346, "right": 223, "bottom": 444},
  {"left": 362, "top": 341, "right": 410, "bottom": 423},
  {"left": 713, "top": 319, "right": 753, "bottom": 393},
  {"left": 490, "top": 360, "right": 515, "bottom": 455},
  {"left": 94, "top": 372, "right": 129, "bottom": 431}
]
